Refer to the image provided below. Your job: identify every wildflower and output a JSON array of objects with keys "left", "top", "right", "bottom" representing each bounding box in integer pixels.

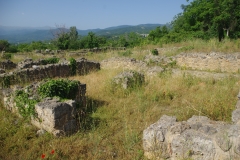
[
  {"left": 51, "top": 150, "right": 55, "bottom": 154},
  {"left": 41, "top": 154, "right": 45, "bottom": 159}
]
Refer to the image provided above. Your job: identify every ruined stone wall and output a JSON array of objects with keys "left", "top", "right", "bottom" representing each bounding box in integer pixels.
[
  {"left": 176, "top": 52, "right": 240, "bottom": 73},
  {"left": 0, "top": 58, "right": 100, "bottom": 88},
  {"left": 1, "top": 81, "right": 86, "bottom": 136},
  {"left": 143, "top": 93, "right": 240, "bottom": 160}
]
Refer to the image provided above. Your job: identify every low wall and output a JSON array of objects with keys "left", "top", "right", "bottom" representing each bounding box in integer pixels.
[
  {"left": 143, "top": 93, "right": 240, "bottom": 160},
  {"left": 176, "top": 52, "right": 240, "bottom": 73},
  {"left": 0, "top": 58, "right": 100, "bottom": 88},
  {"left": 1, "top": 81, "right": 86, "bottom": 136}
]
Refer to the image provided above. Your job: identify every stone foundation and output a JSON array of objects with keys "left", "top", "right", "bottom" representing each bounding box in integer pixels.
[
  {"left": 176, "top": 52, "right": 240, "bottom": 73},
  {"left": 143, "top": 93, "right": 240, "bottom": 160},
  {"left": 0, "top": 58, "right": 100, "bottom": 88},
  {"left": 1, "top": 80, "right": 86, "bottom": 136}
]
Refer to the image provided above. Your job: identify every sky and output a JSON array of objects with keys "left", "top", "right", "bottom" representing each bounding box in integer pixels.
[{"left": 0, "top": 0, "right": 191, "bottom": 30}]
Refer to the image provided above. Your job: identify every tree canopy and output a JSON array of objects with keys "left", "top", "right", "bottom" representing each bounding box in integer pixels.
[{"left": 172, "top": 0, "right": 240, "bottom": 41}]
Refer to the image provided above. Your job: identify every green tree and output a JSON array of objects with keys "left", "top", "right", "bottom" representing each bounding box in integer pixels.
[
  {"left": 68, "top": 26, "right": 79, "bottom": 49},
  {"left": 83, "top": 32, "right": 99, "bottom": 49},
  {"left": 172, "top": 0, "right": 240, "bottom": 41},
  {"left": 148, "top": 26, "right": 169, "bottom": 41},
  {"left": 0, "top": 40, "right": 10, "bottom": 52},
  {"left": 69, "top": 26, "right": 78, "bottom": 41}
]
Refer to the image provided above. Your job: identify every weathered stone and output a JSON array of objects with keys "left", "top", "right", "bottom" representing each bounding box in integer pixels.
[
  {"left": 170, "top": 121, "right": 190, "bottom": 134},
  {"left": 171, "top": 130, "right": 216, "bottom": 160},
  {"left": 232, "top": 108, "right": 240, "bottom": 124},
  {"left": 198, "top": 125, "right": 217, "bottom": 135},
  {"left": 0, "top": 68, "right": 5, "bottom": 74},
  {"left": 176, "top": 52, "right": 240, "bottom": 73},
  {"left": 0, "top": 58, "right": 100, "bottom": 88},
  {"left": 143, "top": 116, "right": 176, "bottom": 147},
  {"left": 143, "top": 92, "right": 240, "bottom": 160},
  {"left": 0, "top": 60, "right": 17, "bottom": 70},
  {"left": 146, "top": 66, "right": 164, "bottom": 76},
  {"left": 36, "top": 129, "right": 46, "bottom": 136},
  {"left": 112, "top": 70, "right": 144, "bottom": 89},
  {"left": 32, "top": 98, "right": 77, "bottom": 135},
  {"left": 234, "top": 137, "right": 240, "bottom": 155},
  {"left": 215, "top": 130, "right": 232, "bottom": 152},
  {"left": 143, "top": 115, "right": 176, "bottom": 159}
]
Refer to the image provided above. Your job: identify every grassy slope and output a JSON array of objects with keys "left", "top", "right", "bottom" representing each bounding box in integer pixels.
[{"left": 0, "top": 38, "right": 240, "bottom": 160}]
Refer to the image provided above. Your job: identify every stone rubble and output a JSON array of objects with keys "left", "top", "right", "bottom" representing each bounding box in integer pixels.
[{"left": 143, "top": 94, "right": 240, "bottom": 160}]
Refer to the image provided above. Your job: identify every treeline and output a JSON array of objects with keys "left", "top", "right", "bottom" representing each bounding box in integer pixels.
[
  {"left": 1, "top": 0, "right": 240, "bottom": 53},
  {"left": 0, "top": 28, "right": 146, "bottom": 53}
]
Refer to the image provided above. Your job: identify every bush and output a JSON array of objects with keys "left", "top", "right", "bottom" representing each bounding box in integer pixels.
[
  {"left": 38, "top": 79, "right": 80, "bottom": 100},
  {"left": 151, "top": 49, "right": 158, "bottom": 55},
  {"left": 2, "top": 53, "right": 12, "bottom": 60},
  {"left": 41, "top": 57, "right": 59, "bottom": 65},
  {"left": 69, "top": 58, "right": 77, "bottom": 76},
  {"left": 14, "top": 90, "right": 38, "bottom": 118}
]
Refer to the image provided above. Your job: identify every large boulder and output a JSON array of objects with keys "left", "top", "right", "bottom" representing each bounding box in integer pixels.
[
  {"left": 32, "top": 98, "right": 77, "bottom": 136},
  {"left": 112, "top": 70, "right": 145, "bottom": 89},
  {"left": 143, "top": 115, "right": 237, "bottom": 160}
]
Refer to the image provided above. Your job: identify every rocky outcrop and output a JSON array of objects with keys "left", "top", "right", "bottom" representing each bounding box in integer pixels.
[
  {"left": 112, "top": 70, "right": 145, "bottom": 89},
  {"left": 143, "top": 94, "right": 240, "bottom": 160}
]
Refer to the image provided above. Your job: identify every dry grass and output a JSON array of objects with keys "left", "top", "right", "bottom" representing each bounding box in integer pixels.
[
  {"left": 1, "top": 67, "right": 239, "bottom": 159},
  {"left": 1, "top": 39, "right": 240, "bottom": 159}
]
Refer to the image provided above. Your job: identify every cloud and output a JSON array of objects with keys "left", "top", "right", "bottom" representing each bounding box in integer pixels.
[{"left": 21, "top": 12, "right": 25, "bottom": 15}]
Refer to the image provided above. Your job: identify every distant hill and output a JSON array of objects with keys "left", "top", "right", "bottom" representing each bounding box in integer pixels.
[{"left": 0, "top": 24, "right": 163, "bottom": 43}]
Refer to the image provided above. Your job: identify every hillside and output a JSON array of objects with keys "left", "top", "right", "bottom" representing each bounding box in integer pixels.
[{"left": 0, "top": 24, "right": 163, "bottom": 43}]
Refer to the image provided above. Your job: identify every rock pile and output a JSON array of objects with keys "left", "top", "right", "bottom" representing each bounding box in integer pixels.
[
  {"left": 0, "top": 60, "right": 17, "bottom": 70},
  {"left": 143, "top": 93, "right": 240, "bottom": 160},
  {"left": 112, "top": 70, "right": 145, "bottom": 89}
]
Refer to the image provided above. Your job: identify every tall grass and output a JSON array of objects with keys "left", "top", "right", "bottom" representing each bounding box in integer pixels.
[
  {"left": 1, "top": 67, "right": 239, "bottom": 159},
  {"left": 0, "top": 39, "right": 240, "bottom": 159}
]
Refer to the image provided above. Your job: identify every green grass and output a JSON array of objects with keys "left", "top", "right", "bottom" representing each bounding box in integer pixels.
[{"left": 0, "top": 39, "right": 240, "bottom": 159}]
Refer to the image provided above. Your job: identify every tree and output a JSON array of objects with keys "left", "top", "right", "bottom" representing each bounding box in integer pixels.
[
  {"left": 51, "top": 25, "right": 70, "bottom": 50},
  {"left": 0, "top": 40, "right": 10, "bottom": 52},
  {"left": 148, "top": 26, "right": 169, "bottom": 41},
  {"left": 172, "top": 0, "right": 240, "bottom": 41},
  {"left": 68, "top": 26, "right": 79, "bottom": 49},
  {"left": 69, "top": 26, "right": 78, "bottom": 41}
]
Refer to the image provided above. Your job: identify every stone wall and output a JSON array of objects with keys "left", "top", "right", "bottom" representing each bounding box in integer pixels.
[
  {"left": 1, "top": 81, "right": 86, "bottom": 136},
  {"left": 143, "top": 93, "right": 240, "bottom": 160},
  {"left": 0, "top": 60, "right": 17, "bottom": 70},
  {"left": 176, "top": 52, "right": 240, "bottom": 73},
  {"left": 0, "top": 58, "right": 100, "bottom": 88}
]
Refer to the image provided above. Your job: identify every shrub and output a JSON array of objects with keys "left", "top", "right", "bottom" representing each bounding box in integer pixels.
[
  {"left": 14, "top": 90, "right": 38, "bottom": 118},
  {"left": 69, "top": 58, "right": 77, "bottom": 76},
  {"left": 2, "top": 53, "right": 12, "bottom": 60},
  {"left": 151, "top": 49, "right": 158, "bottom": 55},
  {"left": 38, "top": 79, "right": 80, "bottom": 100},
  {"left": 41, "top": 57, "right": 59, "bottom": 65}
]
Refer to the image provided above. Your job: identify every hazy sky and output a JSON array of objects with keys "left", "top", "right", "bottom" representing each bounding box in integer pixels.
[{"left": 0, "top": 0, "right": 190, "bottom": 30}]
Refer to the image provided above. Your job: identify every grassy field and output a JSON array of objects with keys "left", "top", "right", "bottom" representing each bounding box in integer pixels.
[{"left": 0, "top": 38, "right": 240, "bottom": 160}]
